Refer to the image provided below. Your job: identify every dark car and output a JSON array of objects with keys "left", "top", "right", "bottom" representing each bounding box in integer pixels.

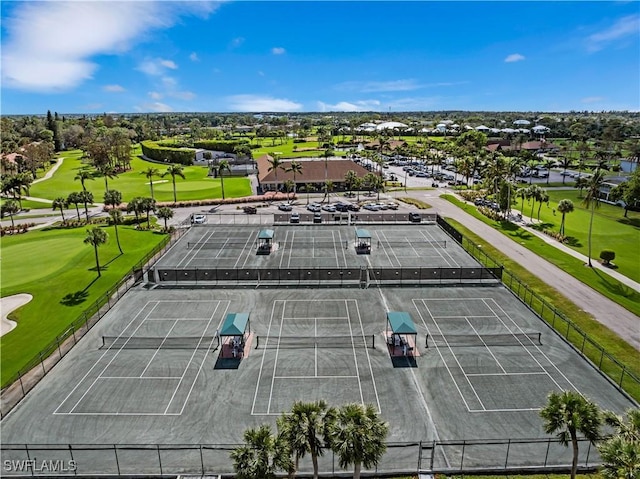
[
  {"left": 243, "top": 206, "right": 257, "bottom": 214},
  {"left": 409, "top": 212, "right": 422, "bottom": 223},
  {"left": 335, "top": 203, "right": 349, "bottom": 212},
  {"left": 347, "top": 204, "right": 360, "bottom": 212}
]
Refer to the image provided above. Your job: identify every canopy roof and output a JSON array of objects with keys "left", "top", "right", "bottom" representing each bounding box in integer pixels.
[
  {"left": 220, "top": 312, "right": 250, "bottom": 336},
  {"left": 387, "top": 311, "right": 417, "bottom": 334},
  {"left": 356, "top": 228, "right": 372, "bottom": 239},
  {"left": 258, "top": 229, "right": 274, "bottom": 240}
]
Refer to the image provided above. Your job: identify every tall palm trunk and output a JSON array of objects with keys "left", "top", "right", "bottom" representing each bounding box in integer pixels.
[
  {"left": 354, "top": 462, "right": 362, "bottom": 479},
  {"left": 560, "top": 213, "right": 566, "bottom": 235},
  {"left": 172, "top": 176, "right": 177, "bottom": 202},
  {"left": 84, "top": 200, "right": 89, "bottom": 221},
  {"left": 114, "top": 224, "right": 123, "bottom": 254},
  {"left": 93, "top": 245, "right": 101, "bottom": 277},
  {"left": 570, "top": 432, "right": 579, "bottom": 479},
  {"left": 587, "top": 202, "right": 596, "bottom": 267}
]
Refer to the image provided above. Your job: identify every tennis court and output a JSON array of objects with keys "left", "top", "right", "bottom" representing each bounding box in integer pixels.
[
  {"left": 1, "top": 284, "right": 634, "bottom": 475},
  {"left": 157, "top": 224, "right": 477, "bottom": 271}
]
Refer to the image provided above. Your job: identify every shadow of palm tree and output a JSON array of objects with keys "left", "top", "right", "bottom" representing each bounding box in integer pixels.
[
  {"left": 103, "top": 253, "right": 123, "bottom": 267},
  {"left": 60, "top": 290, "right": 89, "bottom": 306},
  {"left": 593, "top": 269, "right": 640, "bottom": 301},
  {"left": 564, "top": 237, "right": 582, "bottom": 247},
  {"left": 617, "top": 217, "right": 640, "bottom": 228}
]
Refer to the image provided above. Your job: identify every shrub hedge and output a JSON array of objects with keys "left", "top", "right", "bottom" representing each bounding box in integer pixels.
[{"left": 140, "top": 140, "right": 195, "bottom": 165}]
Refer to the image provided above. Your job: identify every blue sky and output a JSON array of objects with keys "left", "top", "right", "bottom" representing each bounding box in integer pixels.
[{"left": 1, "top": 1, "right": 639, "bottom": 114}]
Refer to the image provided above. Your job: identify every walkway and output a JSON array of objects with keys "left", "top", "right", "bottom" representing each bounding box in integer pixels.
[{"left": 412, "top": 189, "right": 639, "bottom": 351}]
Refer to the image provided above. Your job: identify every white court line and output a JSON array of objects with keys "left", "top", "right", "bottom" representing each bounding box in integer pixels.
[
  {"left": 176, "top": 301, "right": 231, "bottom": 415},
  {"left": 139, "top": 319, "right": 181, "bottom": 377},
  {"left": 252, "top": 301, "right": 280, "bottom": 415},
  {"left": 275, "top": 375, "right": 359, "bottom": 379},
  {"left": 469, "top": 407, "right": 542, "bottom": 413},
  {"left": 266, "top": 301, "right": 287, "bottom": 414},
  {"left": 100, "top": 376, "right": 182, "bottom": 380},
  {"left": 57, "top": 412, "right": 182, "bottom": 416},
  {"left": 344, "top": 300, "right": 365, "bottom": 405},
  {"left": 279, "top": 230, "right": 289, "bottom": 269},
  {"left": 466, "top": 372, "right": 548, "bottom": 377},
  {"left": 331, "top": 231, "right": 339, "bottom": 268},
  {"left": 352, "top": 299, "right": 382, "bottom": 414},
  {"left": 483, "top": 298, "right": 582, "bottom": 393},
  {"left": 337, "top": 229, "right": 348, "bottom": 267},
  {"left": 411, "top": 299, "right": 474, "bottom": 412},
  {"left": 374, "top": 231, "right": 395, "bottom": 268},
  {"left": 281, "top": 316, "right": 349, "bottom": 320},
  {"left": 164, "top": 301, "right": 224, "bottom": 414},
  {"left": 315, "top": 317, "right": 318, "bottom": 377},
  {"left": 237, "top": 231, "right": 259, "bottom": 269},
  {"left": 287, "top": 230, "right": 296, "bottom": 269},
  {"left": 430, "top": 315, "right": 496, "bottom": 319},
  {"left": 145, "top": 318, "right": 212, "bottom": 321},
  {"left": 419, "top": 230, "right": 456, "bottom": 267},
  {"left": 376, "top": 231, "right": 400, "bottom": 267},
  {"left": 464, "top": 316, "right": 507, "bottom": 374},
  {"left": 61, "top": 302, "right": 162, "bottom": 414},
  {"left": 178, "top": 230, "right": 216, "bottom": 268}
]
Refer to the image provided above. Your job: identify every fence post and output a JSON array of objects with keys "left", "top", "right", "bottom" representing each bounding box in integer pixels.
[
  {"left": 460, "top": 440, "right": 465, "bottom": 470},
  {"left": 620, "top": 366, "right": 626, "bottom": 387},
  {"left": 417, "top": 441, "right": 422, "bottom": 471},
  {"left": 157, "top": 444, "right": 163, "bottom": 475},
  {"left": 56, "top": 337, "right": 63, "bottom": 359},
  {"left": 199, "top": 445, "right": 205, "bottom": 475},
  {"left": 39, "top": 352, "right": 46, "bottom": 375},
  {"left": 18, "top": 374, "right": 25, "bottom": 396},
  {"left": 544, "top": 437, "right": 551, "bottom": 466},
  {"left": 68, "top": 445, "right": 76, "bottom": 476},
  {"left": 504, "top": 438, "right": 511, "bottom": 469},
  {"left": 430, "top": 440, "right": 436, "bottom": 470}
]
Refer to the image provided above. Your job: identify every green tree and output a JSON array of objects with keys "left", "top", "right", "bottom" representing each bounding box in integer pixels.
[
  {"left": 286, "top": 160, "right": 303, "bottom": 195},
  {"left": 344, "top": 170, "right": 358, "bottom": 198},
  {"left": 156, "top": 206, "right": 174, "bottom": 231},
  {"left": 126, "top": 196, "right": 144, "bottom": 225},
  {"left": 217, "top": 159, "right": 230, "bottom": 199},
  {"left": 231, "top": 425, "right": 290, "bottom": 479},
  {"left": 582, "top": 169, "right": 606, "bottom": 267},
  {"left": 558, "top": 156, "right": 575, "bottom": 185},
  {"left": 537, "top": 190, "right": 549, "bottom": 221},
  {"left": 301, "top": 183, "right": 315, "bottom": 205},
  {"left": 557, "top": 199, "right": 574, "bottom": 236},
  {"left": 539, "top": 391, "right": 601, "bottom": 479},
  {"left": 267, "top": 155, "right": 284, "bottom": 192},
  {"left": 79, "top": 190, "right": 94, "bottom": 221},
  {"left": 52, "top": 196, "right": 68, "bottom": 224},
  {"left": 108, "top": 208, "right": 124, "bottom": 254},
  {"left": 141, "top": 167, "right": 160, "bottom": 199},
  {"left": 610, "top": 168, "right": 640, "bottom": 218},
  {"left": 327, "top": 403, "right": 388, "bottom": 479},
  {"left": 283, "top": 179, "right": 295, "bottom": 202},
  {"left": 278, "top": 400, "right": 333, "bottom": 479},
  {"left": 94, "top": 163, "right": 118, "bottom": 192},
  {"left": 598, "top": 408, "right": 640, "bottom": 479},
  {"left": 67, "top": 192, "right": 82, "bottom": 219},
  {"left": 84, "top": 227, "right": 109, "bottom": 277},
  {"left": 1, "top": 199, "right": 20, "bottom": 228},
  {"left": 74, "top": 168, "right": 94, "bottom": 192},
  {"left": 140, "top": 197, "right": 157, "bottom": 227},
  {"left": 162, "top": 164, "right": 186, "bottom": 203},
  {"left": 323, "top": 180, "right": 334, "bottom": 203}
]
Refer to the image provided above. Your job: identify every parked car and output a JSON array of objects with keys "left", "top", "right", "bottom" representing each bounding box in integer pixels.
[
  {"left": 243, "top": 206, "right": 257, "bottom": 214},
  {"left": 322, "top": 204, "right": 336, "bottom": 212},
  {"left": 278, "top": 203, "right": 293, "bottom": 211},
  {"left": 313, "top": 212, "right": 323, "bottom": 223},
  {"left": 416, "top": 172, "right": 428, "bottom": 178},
  {"left": 335, "top": 203, "right": 349, "bottom": 212},
  {"left": 290, "top": 212, "right": 300, "bottom": 223},
  {"left": 409, "top": 212, "right": 422, "bottom": 223},
  {"left": 306, "top": 203, "right": 321, "bottom": 212},
  {"left": 363, "top": 203, "right": 380, "bottom": 211},
  {"left": 385, "top": 202, "right": 399, "bottom": 210},
  {"left": 192, "top": 214, "right": 206, "bottom": 224},
  {"left": 347, "top": 203, "right": 360, "bottom": 212}
]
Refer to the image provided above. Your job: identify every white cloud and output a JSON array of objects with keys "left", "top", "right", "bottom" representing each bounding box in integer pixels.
[
  {"left": 1, "top": 1, "right": 219, "bottom": 92},
  {"left": 587, "top": 14, "right": 640, "bottom": 52},
  {"left": 336, "top": 79, "right": 422, "bottom": 93},
  {"left": 148, "top": 91, "right": 163, "bottom": 100},
  {"left": 160, "top": 59, "right": 178, "bottom": 70},
  {"left": 258, "top": 71, "right": 265, "bottom": 76},
  {"left": 581, "top": 96, "right": 605, "bottom": 103},
  {"left": 189, "top": 52, "right": 199, "bottom": 62},
  {"left": 171, "top": 91, "right": 196, "bottom": 101},
  {"left": 385, "top": 96, "right": 442, "bottom": 110},
  {"left": 504, "top": 53, "right": 525, "bottom": 63},
  {"left": 317, "top": 100, "right": 381, "bottom": 112},
  {"left": 162, "top": 76, "right": 178, "bottom": 88},
  {"left": 271, "top": 47, "right": 286, "bottom": 55},
  {"left": 103, "top": 84, "right": 125, "bottom": 92},
  {"left": 136, "top": 102, "right": 174, "bottom": 113},
  {"left": 227, "top": 95, "right": 302, "bottom": 112},
  {"left": 230, "top": 37, "right": 245, "bottom": 48}
]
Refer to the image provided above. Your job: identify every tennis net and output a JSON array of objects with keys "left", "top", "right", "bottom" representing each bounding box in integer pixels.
[
  {"left": 187, "top": 241, "right": 254, "bottom": 249},
  {"left": 277, "top": 240, "right": 447, "bottom": 249},
  {"left": 426, "top": 332, "right": 541, "bottom": 348},
  {"left": 255, "top": 335, "right": 375, "bottom": 349},
  {"left": 101, "top": 336, "right": 218, "bottom": 349}
]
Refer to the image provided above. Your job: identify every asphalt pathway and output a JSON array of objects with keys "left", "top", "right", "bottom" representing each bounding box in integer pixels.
[{"left": 415, "top": 188, "right": 639, "bottom": 351}]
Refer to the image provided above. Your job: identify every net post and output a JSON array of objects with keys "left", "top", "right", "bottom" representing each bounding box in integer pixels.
[
  {"left": 102, "top": 336, "right": 105, "bottom": 348},
  {"left": 425, "top": 334, "right": 429, "bottom": 348},
  {"left": 537, "top": 332, "right": 542, "bottom": 345},
  {"left": 255, "top": 336, "right": 259, "bottom": 348}
]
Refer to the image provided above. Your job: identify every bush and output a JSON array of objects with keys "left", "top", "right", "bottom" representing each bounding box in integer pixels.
[
  {"left": 599, "top": 250, "right": 616, "bottom": 265},
  {"left": 193, "top": 139, "right": 249, "bottom": 153},
  {"left": 140, "top": 140, "right": 194, "bottom": 165}
]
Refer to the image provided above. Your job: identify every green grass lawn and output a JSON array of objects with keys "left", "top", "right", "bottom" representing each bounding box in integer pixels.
[
  {"left": 252, "top": 139, "right": 349, "bottom": 158},
  {"left": 445, "top": 218, "right": 640, "bottom": 401},
  {"left": 515, "top": 190, "right": 640, "bottom": 282},
  {"left": 443, "top": 195, "right": 640, "bottom": 318},
  {"left": 0, "top": 225, "right": 167, "bottom": 386},
  {"left": 1, "top": 197, "right": 52, "bottom": 211},
  {"left": 28, "top": 147, "right": 251, "bottom": 204}
]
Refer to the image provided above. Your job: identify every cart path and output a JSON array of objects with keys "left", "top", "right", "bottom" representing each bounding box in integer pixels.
[{"left": 417, "top": 190, "right": 640, "bottom": 351}]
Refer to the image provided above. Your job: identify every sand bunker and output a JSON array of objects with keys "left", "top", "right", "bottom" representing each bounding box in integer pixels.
[{"left": 1, "top": 293, "right": 32, "bottom": 336}]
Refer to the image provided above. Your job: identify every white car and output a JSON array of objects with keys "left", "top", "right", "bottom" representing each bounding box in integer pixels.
[
  {"left": 192, "top": 214, "right": 206, "bottom": 224},
  {"left": 322, "top": 204, "right": 336, "bottom": 212}
]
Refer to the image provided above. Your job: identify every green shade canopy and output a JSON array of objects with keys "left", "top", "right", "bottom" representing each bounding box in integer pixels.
[
  {"left": 387, "top": 311, "right": 417, "bottom": 334},
  {"left": 258, "top": 229, "right": 274, "bottom": 240},
  {"left": 220, "top": 312, "right": 250, "bottom": 336},
  {"left": 356, "top": 229, "right": 372, "bottom": 239}
]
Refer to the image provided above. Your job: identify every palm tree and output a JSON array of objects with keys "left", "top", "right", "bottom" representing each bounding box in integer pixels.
[
  {"left": 95, "top": 163, "right": 118, "bottom": 192},
  {"left": 344, "top": 170, "right": 358, "bottom": 198},
  {"left": 231, "top": 424, "right": 290, "bottom": 479},
  {"left": 79, "top": 190, "right": 94, "bottom": 221},
  {"left": 162, "top": 164, "right": 185, "bottom": 203},
  {"left": 557, "top": 199, "right": 574, "bottom": 235},
  {"left": 515, "top": 187, "right": 530, "bottom": 216},
  {"left": 84, "top": 227, "right": 109, "bottom": 277},
  {"left": 537, "top": 190, "right": 549, "bottom": 221},
  {"left": 321, "top": 148, "right": 335, "bottom": 191},
  {"left": 103, "top": 189, "right": 123, "bottom": 209},
  {"left": 324, "top": 180, "right": 334, "bottom": 203},
  {"left": 267, "top": 155, "right": 284, "bottom": 192},
  {"left": 278, "top": 400, "right": 333, "bottom": 479},
  {"left": 302, "top": 183, "right": 315, "bottom": 205},
  {"left": 558, "top": 155, "right": 574, "bottom": 185},
  {"left": 582, "top": 169, "right": 606, "bottom": 267},
  {"left": 286, "top": 160, "right": 303, "bottom": 196},
  {"left": 156, "top": 206, "right": 174, "bottom": 231},
  {"left": 598, "top": 436, "right": 640, "bottom": 479},
  {"left": 52, "top": 196, "right": 68, "bottom": 224},
  {"left": 67, "top": 192, "right": 82, "bottom": 219},
  {"left": 217, "top": 159, "right": 230, "bottom": 199},
  {"left": 327, "top": 403, "right": 388, "bottom": 479},
  {"left": 602, "top": 408, "right": 640, "bottom": 442},
  {"left": 283, "top": 179, "right": 295, "bottom": 202},
  {"left": 74, "top": 169, "right": 94, "bottom": 192},
  {"left": 539, "top": 390, "right": 601, "bottom": 479},
  {"left": 108, "top": 208, "right": 124, "bottom": 254},
  {"left": 126, "top": 196, "right": 144, "bottom": 225},
  {"left": 140, "top": 197, "right": 157, "bottom": 227},
  {"left": 141, "top": 167, "right": 160, "bottom": 199},
  {"left": 1, "top": 200, "right": 20, "bottom": 228}
]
